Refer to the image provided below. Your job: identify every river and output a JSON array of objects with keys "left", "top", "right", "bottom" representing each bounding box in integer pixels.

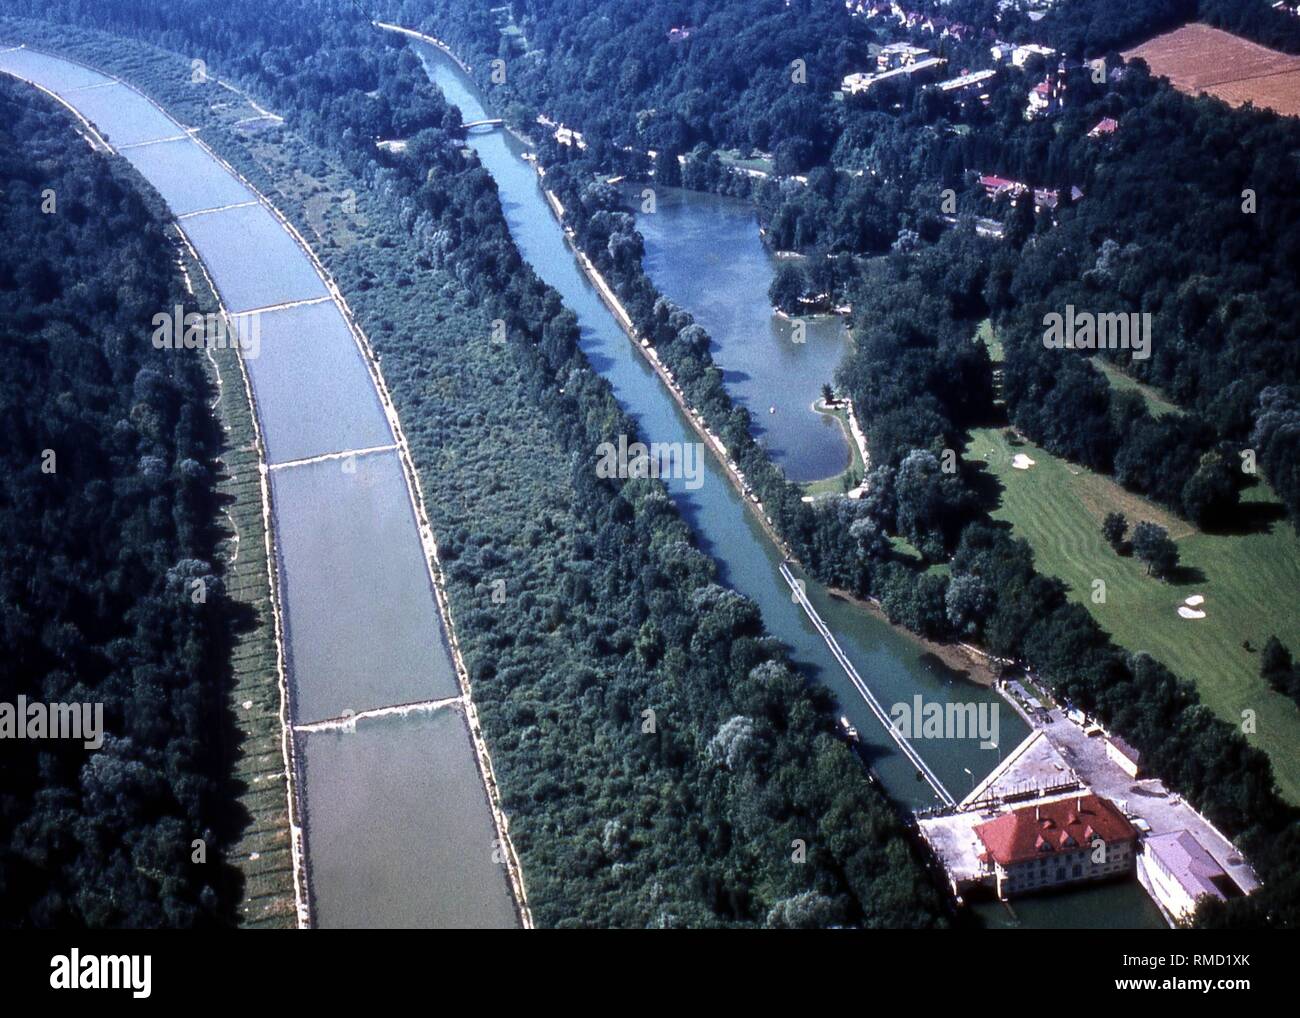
[
  {"left": 413, "top": 40, "right": 1165, "bottom": 930},
  {"left": 0, "top": 43, "right": 520, "bottom": 929}
]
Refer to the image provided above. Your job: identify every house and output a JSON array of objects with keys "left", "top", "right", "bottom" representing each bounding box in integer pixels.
[
  {"left": 974, "top": 794, "right": 1137, "bottom": 899},
  {"left": 538, "top": 115, "right": 588, "bottom": 150},
  {"left": 936, "top": 68, "right": 998, "bottom": 104},
  {"left": 667, "top": 26, "right": 693, "bottom": 42},
  {"left": 842, "top": 72, "right": 875, "bottom": 94},
  {"left": 978, "top": 173, "right": 1025, "bottom": 199},
  {"left": 1088, "top": 116, "right": 1119, "bottom": 138},
  {"left": 842, "top": 57, "right": 947, "bottom": 94},
  {"left": 877, "top": 41, "right": 930, "bottom": 72},
  {"left": 1033, "top": 185, "right": 1083, "bottom": 212},
  {"left": 1105, "top": 734, "right": 1143, "bottom": 778},
  {"left": 1012, "top": 43, "right": 1057, "bottom": 67},
  {"left": 1026, "top": 76, "right": 1065, "bottom": 119},
  {"left": 990, "top": 42, "right": 1015, "bottom": 63},
  {"left": 1139, "top": 831, "right": 1235, "bottom": 922}
]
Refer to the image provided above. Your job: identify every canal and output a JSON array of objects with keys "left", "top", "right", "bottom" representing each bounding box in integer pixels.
[
  {"left": 0, "top": 43, "right": 520, "bottom": 929},
  {"left": 414, "top": 40, "right": 1165, "bottom": 930}
]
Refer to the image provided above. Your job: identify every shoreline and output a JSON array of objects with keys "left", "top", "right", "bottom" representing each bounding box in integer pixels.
[
  {"left": 539, "top": 172, "right": 799, "bottom": 560},
  {"left": 824, "top": 583, "right": 1003, "bottom": 688},
  {"left": 808, "top": 396, "right": 868, "bottom": 495},
  {"left": 542, "top": 173, "right": 1008, "bottom": 695},
  {"left": 372, "top": 21, "right": 473, "bottom": 75},
  {"left": 172, "top": 224, "right": 310, "bottom": 927}
]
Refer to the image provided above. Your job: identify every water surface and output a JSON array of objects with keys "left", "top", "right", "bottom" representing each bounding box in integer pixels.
[
  {"left": 301, "top": 708, "right": 520, "bottom": 929},
  {"left": 634, "top": 187, "right": 850, "bottom": 482},
  {"left": 122, "top": 137, "right": 255, "bottom": 215},
  {"left": 240, "top": 300, "right": 394, "bottom": 465},
  {"left": 270, "top": 450, "right": 461, "bottom": 723},
  {"left": 180, "top": 201, "right": 330, "bottom": 313},
  {"left": 65, "top": 81, "right": 180, "bottom": 146}
]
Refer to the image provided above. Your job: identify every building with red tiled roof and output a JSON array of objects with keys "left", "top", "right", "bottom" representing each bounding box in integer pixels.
[
  {"left": 978, "top": 174, "right": 1024, "bottom": 198},
  {"left": 1088, "top": 116, "right": 1119, "bottom": 138},
  {"left": 974, "top": 794, "right": 1137, "bottom": 898}
]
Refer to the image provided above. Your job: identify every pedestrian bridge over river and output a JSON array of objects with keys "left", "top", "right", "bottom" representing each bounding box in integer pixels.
[{"left": 780, "top": 562, "right": 957, "bottom": 809}]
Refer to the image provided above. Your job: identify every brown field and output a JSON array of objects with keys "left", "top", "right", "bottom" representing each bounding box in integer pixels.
[{"left": 1124, "top": 23, "right": 1300, "bottom": 117}]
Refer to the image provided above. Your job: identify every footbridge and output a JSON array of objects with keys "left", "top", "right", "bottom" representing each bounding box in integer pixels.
[{"left": 780, "top": 561, "right": 957, "bottom": 809}]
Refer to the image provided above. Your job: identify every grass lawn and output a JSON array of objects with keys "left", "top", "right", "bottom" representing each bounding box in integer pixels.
[
  {"left": 1091, "top": 358, "right": 1180, "bottom": 418},
  {"left": 717, "top": 148, "right": 774, "bottom": 176},
  {"left": 977, "top": 318, "right": 1003, "bottom": 363},
  {"left": 966, "top": 425, "right": 1300, "bottom": 804}
]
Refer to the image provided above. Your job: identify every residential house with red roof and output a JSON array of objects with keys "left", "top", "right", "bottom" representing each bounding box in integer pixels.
[{"left": 1088, "top": 116, "right": 1119, "bottom": 138}]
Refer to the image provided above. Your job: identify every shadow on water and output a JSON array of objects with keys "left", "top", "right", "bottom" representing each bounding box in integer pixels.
[{"left": 916, "top": 651, "right": 983, "bottom": 688}]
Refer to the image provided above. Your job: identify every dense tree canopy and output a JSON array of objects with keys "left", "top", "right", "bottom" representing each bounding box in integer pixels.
[{"left": 0, "top": 79, "right": 236, "bottom": 927}]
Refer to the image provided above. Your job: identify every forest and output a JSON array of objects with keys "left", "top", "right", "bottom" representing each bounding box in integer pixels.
[
  {"left": 0, "top": 79, "right": 239, "bottom": 926},
  {"left": 0, "top": 0, "right": 948, "bottom": 927}
]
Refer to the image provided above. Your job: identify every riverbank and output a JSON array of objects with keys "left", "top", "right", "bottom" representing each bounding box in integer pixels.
[
  {"left": 171, "top": 216, "right": 310, "bottom": 928},
  {"left": 372, "top": 20, "right": 473, "bottom": 75},
  {"left": 540, "top": 172, "right": 799, "bottom": 561},
  {"left": 806, "top": 397, "right": 868, "bottom": 498},
  {"left": 824, "top": 583, "right": 1003, "bottom": 688}
]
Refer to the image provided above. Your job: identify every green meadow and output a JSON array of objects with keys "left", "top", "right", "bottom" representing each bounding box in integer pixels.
[{"left": 966, "top": 424, "right": 1300, "bottom": 804}]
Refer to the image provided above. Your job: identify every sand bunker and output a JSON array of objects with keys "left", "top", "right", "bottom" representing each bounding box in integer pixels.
[
  {"left": 1178, "top": 606, "right": 1207, "bottom": 619},
  {"left": 1184, "top": 594, "right": 1204, "bottom": 607},
  {"left": 1011, "top": 453, "right": 1036, "bottom": 470}
]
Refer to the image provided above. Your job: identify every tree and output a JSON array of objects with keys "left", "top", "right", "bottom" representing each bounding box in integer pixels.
[
  {"left": 1260, "top": 636, "right": 1298, "bottom": 702},
  {"left": 1131, "top": 521, "right": 1179, "bottom": 579},
  {"left": 945, "top": 573, "right": 994, "bottom": 638},
  {"left": 1102, "top": 511, "right": 1128, "bottom": 553},
  {"left": 1180, "top": 452, "right": 1240, "bottom": 530},
  {"left": 768, "top": 262, "right": 805, "bottom": 314}
]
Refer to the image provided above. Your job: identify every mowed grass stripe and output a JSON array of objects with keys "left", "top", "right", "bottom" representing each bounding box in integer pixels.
[
  {"left": 967, "top": 426, "right": 1300, "bottom": 805},
  {"left": 184, "top": 237, "right": 297, "bottom": 928}
]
